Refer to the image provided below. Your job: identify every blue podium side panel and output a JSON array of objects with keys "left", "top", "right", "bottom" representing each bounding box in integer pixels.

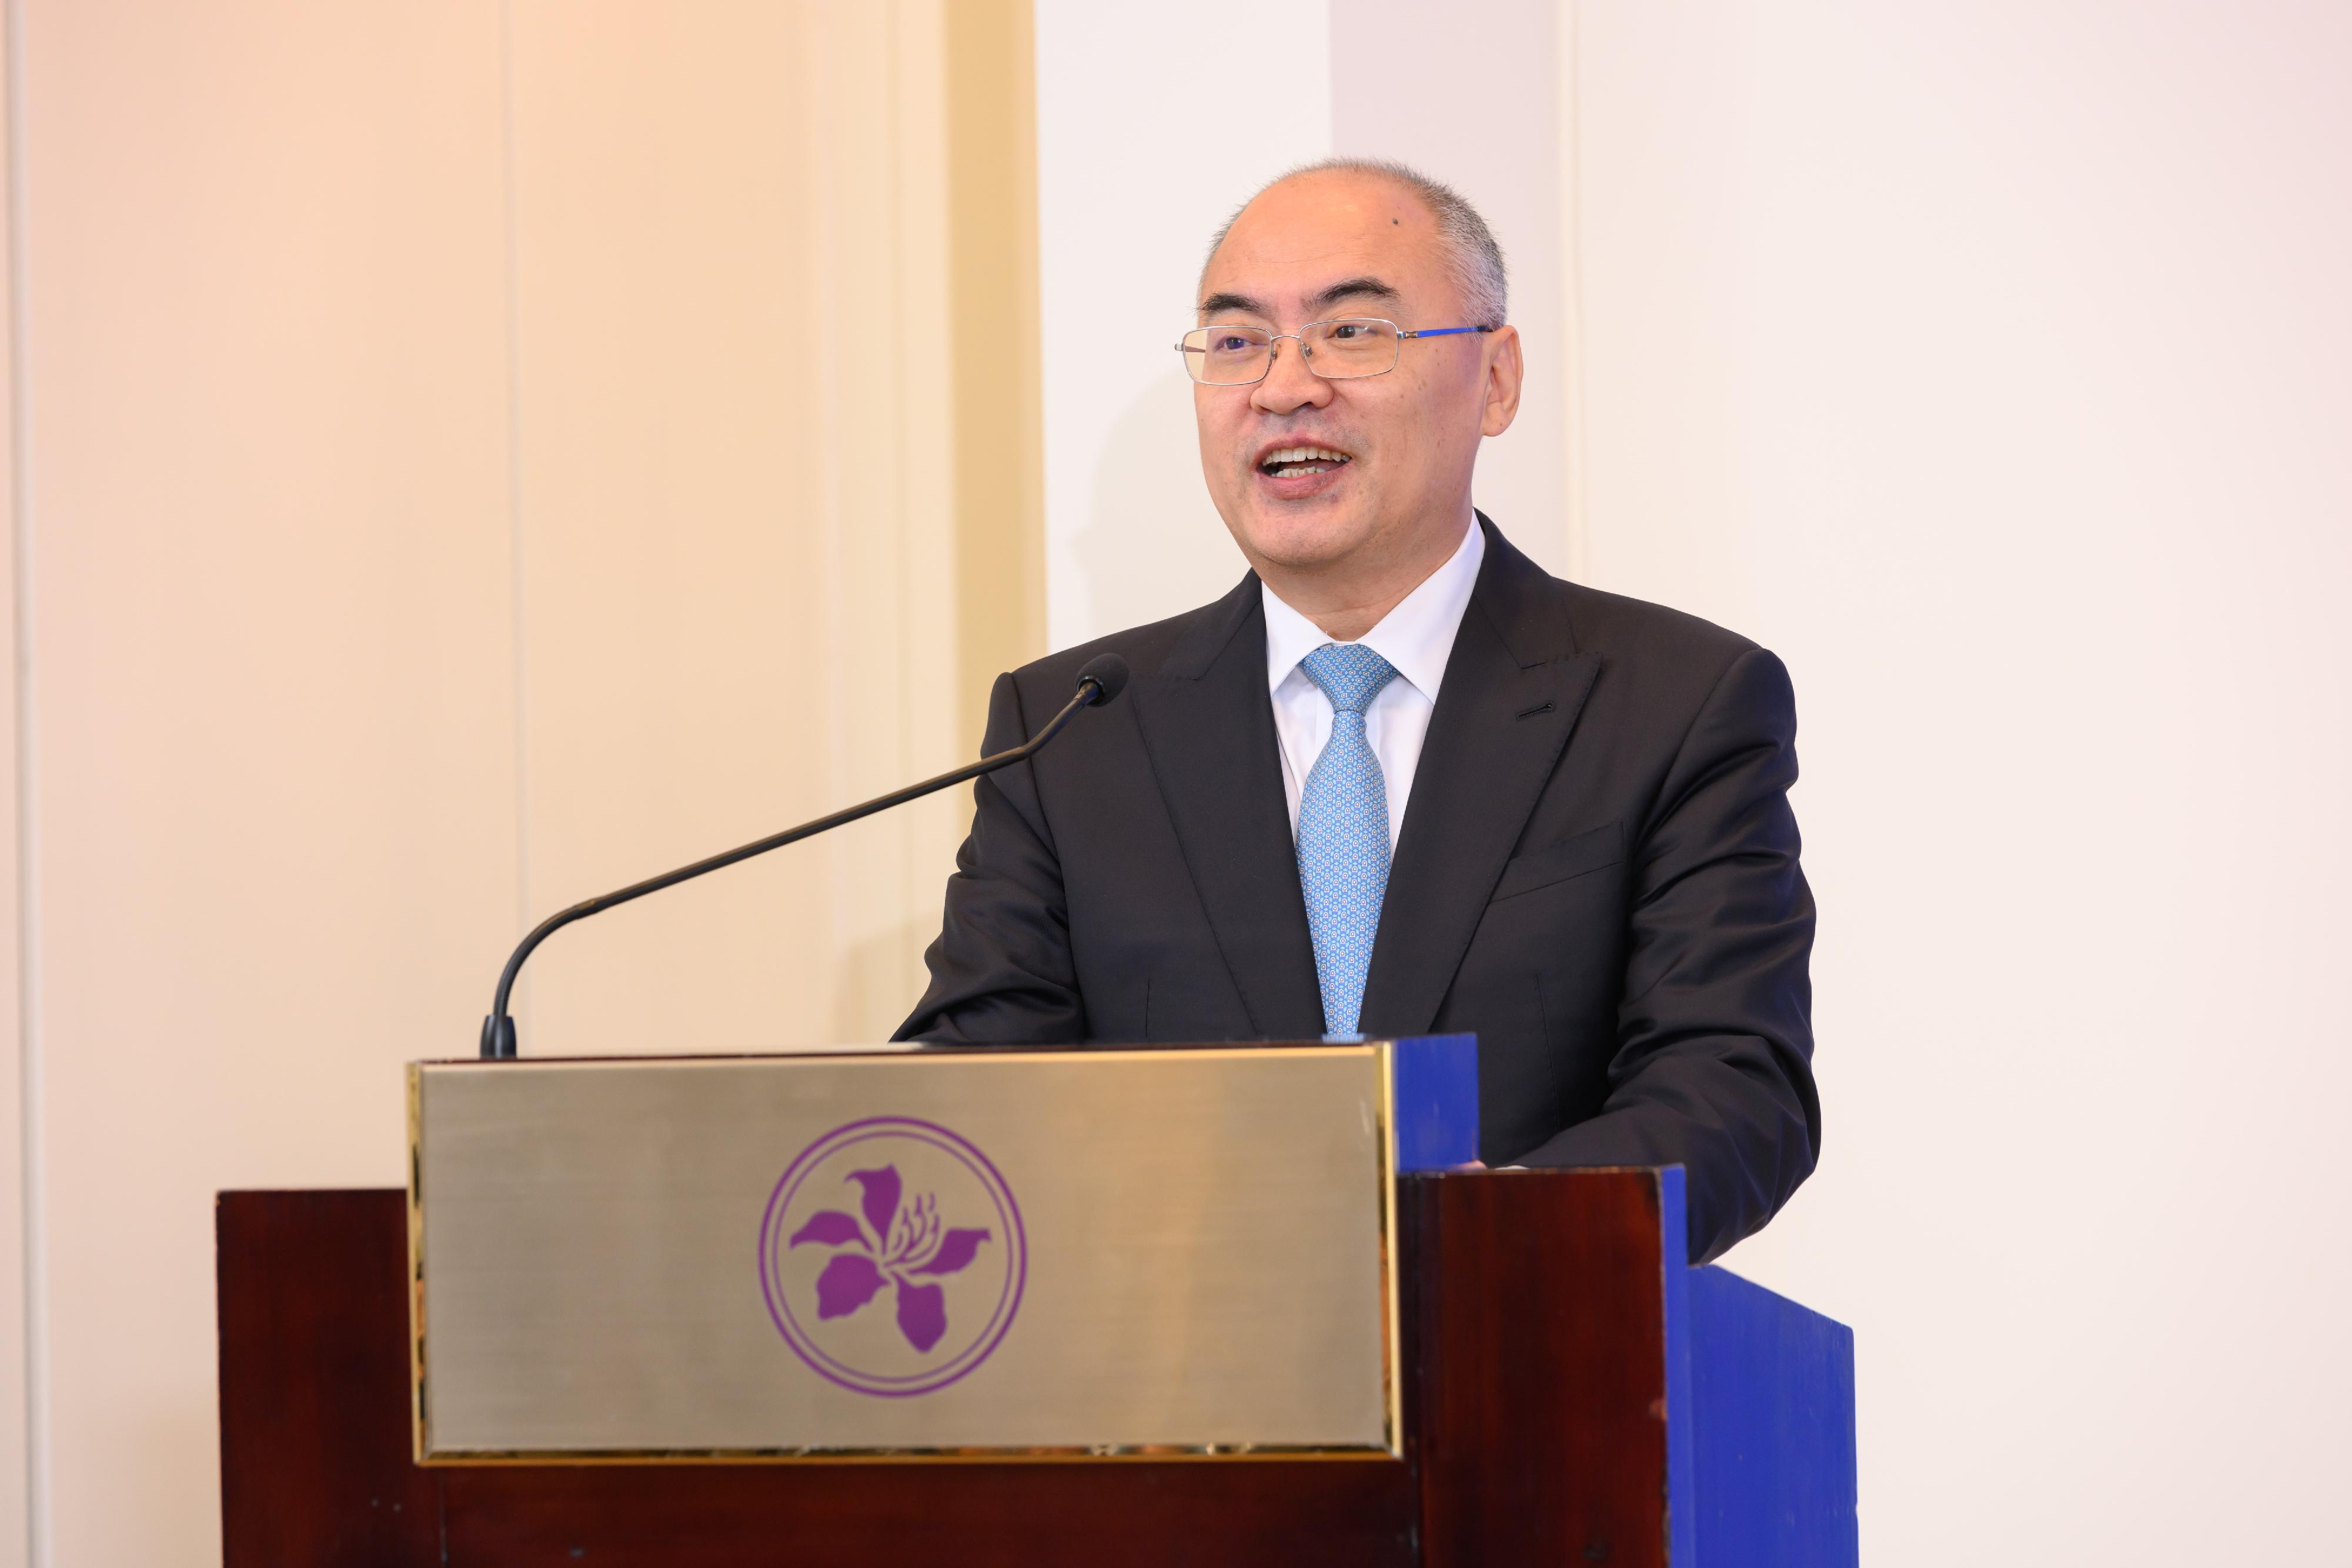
[
  {"left": 1687, "top": 1265, "right": 1858, "bottom": 1568},
  {"left": 1662, "top": 1168, "right": 1699, "bottom": 1568},
  {"left": 1388, "top": 1035, "right": 1479, "bottom": 1172}
]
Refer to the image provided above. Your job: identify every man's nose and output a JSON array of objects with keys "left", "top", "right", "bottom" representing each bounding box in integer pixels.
[{"left": 1250, "top": 337, "right": 1333, "bottom": 416}]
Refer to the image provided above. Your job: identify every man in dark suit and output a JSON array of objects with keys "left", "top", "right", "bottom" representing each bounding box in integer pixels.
[{"left": 898, "top": 160, "right": 1816, "bottom": 1263}]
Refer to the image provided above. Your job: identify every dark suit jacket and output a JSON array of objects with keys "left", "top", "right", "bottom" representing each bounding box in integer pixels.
[{"left": 896, "top": 516, "right": 1818, "bottom": 1262}]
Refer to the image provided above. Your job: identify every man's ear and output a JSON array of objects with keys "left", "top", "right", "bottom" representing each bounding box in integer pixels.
[{"left": 1480, "top": 325, "right": 1524, "bottom": 437}]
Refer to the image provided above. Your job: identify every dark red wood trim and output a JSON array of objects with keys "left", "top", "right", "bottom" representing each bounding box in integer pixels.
[
  {"left": 220, "top": 1179, "right": 1679, "bottom": 1566},
  {"left": 218, "top": 1190, "right": 1418, "bottom": 1567},
  {"left": 1402, "top": 1169, "right": 1671, "bottom": 1568},
  {"left": 216, "top": 1189, "right": 442, "bottom": 1566}
]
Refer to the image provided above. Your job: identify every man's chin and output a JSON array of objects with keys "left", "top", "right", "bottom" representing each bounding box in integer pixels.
[{"left": 1234, "top": 511, "right": 1376, "bottom": 574}]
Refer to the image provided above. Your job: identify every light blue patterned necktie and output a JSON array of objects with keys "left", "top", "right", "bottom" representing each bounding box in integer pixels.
[{"left": 1295, "top": 643, "right": 1401, "bottom": 1037}]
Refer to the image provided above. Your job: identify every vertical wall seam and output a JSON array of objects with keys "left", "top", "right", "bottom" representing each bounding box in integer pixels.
[
  {"left": 811, "top": 11, "right": 853, "bottom": 992},
  {"left": 2, "top": 0, "right": 42, "bottom": 1559},
  {"left": 1558, "top": 0, "right": 1590, "bottom": 584},
  {"left": 891, "top": 4, "right": 909, "bottom": 771},
  {"left": 499, "top": 0, "right": 533, "bottom": 992},
  {"left": 886, "top": 3, "right": 916, "bottom": 1014}
]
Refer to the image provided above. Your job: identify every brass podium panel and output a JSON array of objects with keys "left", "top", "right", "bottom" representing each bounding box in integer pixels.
[{"left": 409, "top": 1047, "right": 1401, "bottom": 1462}]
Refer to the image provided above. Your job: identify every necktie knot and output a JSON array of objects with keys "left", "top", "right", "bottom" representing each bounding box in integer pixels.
[{"left": 1299, "top": 643, "right": 1399, "bottom": 716}]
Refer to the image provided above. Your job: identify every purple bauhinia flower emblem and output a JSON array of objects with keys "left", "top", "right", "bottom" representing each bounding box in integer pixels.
[
  {"left": 784, "top": 1164, "right": 993, "bottom": 1353},
  {"left": 759, "top": 1117, "right": 1027, "bottom": 1398}
]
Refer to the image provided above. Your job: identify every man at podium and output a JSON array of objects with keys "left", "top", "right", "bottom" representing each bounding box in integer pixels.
[{"left": 899, "top": 160, "right": 1818, "bottom": 1264}]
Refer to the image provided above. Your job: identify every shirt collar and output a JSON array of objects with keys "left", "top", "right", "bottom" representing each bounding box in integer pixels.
[{"left": 1261, "top": 519, "right": 1486, "bottom": 701}]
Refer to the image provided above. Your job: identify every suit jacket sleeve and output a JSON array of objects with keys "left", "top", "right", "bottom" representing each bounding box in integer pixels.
[
  {"left": 893, "top": 673, "right": 1089, "bottom": 1044},
  {"left": 1517, "top": 646, "right": 1820, "bottom": 1264}
]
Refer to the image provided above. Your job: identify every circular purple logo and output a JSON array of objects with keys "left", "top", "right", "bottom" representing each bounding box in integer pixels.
[{"left": 757, "top": 1117, "right": 1025, "bottom": 1398}]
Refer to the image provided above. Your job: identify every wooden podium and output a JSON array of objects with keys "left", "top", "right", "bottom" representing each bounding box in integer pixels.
[{"left": 218, "top": 1045, "right": 1855, "bottom": 1567}]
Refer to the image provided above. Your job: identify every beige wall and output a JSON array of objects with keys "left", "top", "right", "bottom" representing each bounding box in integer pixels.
[
  {"left": 0, "top": 22, "right": 25, "bottom": 1562},
  {"left": 1, "top": 2, "right": 1037, "bottom": 1561}
]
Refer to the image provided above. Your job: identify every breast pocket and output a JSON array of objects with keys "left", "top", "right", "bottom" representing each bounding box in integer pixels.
[{"left": 1489, "top": 820, "right": 1624, "bottom": 903}]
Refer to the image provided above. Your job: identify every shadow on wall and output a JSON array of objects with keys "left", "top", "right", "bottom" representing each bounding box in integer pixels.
[{"left": 1074, "top": 368, "right": 1251, "bottom": 643}]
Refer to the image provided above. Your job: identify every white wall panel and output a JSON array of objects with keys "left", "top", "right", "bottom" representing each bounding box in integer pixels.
[
  {"left": 1331, "top": 0, "right": 1572, "bottom": 577},
  {"left": 1574, "top": 4, "right": 2352, "bottom": 1562},
  {"left": 1035, "top": 0, "right": 1572, "bottom": 645},
  {"left": 1034, "top": 0, "right": 1332, "bottom": 650}
]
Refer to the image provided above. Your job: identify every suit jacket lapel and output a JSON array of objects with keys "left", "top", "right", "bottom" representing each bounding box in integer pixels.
[
  {"left": 1359, "top": 519, "right": 1602, "bottom": 1038},
  {"left": 1128, "top": 576, "right": 1327, "bottom": 1040}
]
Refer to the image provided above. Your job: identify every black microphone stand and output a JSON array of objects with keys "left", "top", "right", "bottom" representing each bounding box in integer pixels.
[{"left": 480, "top": 655, "right": 1130, "bottom": 1058}]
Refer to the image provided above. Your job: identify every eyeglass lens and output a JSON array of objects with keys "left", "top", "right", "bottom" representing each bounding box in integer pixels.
[{"left": 1179, "top": 319, "right": 1403, "bottom": 386}]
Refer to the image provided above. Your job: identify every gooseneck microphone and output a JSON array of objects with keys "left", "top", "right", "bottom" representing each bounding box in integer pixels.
[{"left": 479, "top": 653, "right": 1131, "bottom": 1059}]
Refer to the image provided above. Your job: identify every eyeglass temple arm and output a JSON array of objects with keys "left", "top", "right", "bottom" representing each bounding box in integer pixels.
[{"left": 1181, "top": 323, "right": 1496, "bottom": 347}]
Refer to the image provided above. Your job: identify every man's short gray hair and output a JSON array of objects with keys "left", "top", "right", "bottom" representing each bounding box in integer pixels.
[{"left": 1203, "top": 158, "right": 1508, "bottom": 327}]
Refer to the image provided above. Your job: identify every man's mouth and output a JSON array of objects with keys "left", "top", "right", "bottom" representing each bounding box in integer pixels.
[{"left": 1258, "top": 444, "right": 1353, "bottom": 479}]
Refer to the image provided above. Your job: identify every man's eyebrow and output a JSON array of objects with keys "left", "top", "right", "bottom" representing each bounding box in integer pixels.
[
  {"left": 1309, "top": 275, "right": 1401, "bottom": 311},
  {"left": 1198, "top": 290, "right": 1268, "bottom": 317},
  {"left": 1197, "top": 276, "right": 1402, "bottom": 319}
]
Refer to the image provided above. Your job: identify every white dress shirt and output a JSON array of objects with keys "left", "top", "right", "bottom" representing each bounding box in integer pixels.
[{"left": 1262, "top": 520, "right": 1486, "bottom": 850}]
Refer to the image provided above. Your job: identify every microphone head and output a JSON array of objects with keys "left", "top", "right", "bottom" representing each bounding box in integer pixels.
[{"left": 1075, "top": 653, "right": 1131, "bottom": 707}]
